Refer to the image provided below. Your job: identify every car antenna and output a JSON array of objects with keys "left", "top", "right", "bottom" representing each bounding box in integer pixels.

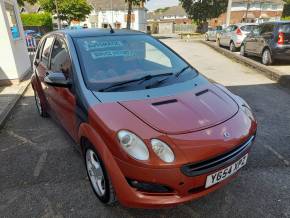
[{"left": 109, "top": 24, "right": 115, "bottom": 34}]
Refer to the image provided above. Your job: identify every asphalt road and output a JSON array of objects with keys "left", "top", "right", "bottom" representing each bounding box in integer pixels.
[{"left": 1, "top": 39, "right": 290, "bottom": 218}]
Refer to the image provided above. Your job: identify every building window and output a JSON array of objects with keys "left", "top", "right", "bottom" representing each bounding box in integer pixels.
[{"left": 5, "top": 2, "right": 20, "bottom": 40}]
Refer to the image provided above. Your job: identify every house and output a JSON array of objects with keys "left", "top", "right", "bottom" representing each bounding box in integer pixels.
[
  {"left": 85, "top": 0, "right": 147, "bottom": 31},
  {"left": 209, "top": 0, "right": 284, "bottom": 27},
  {"left": 147, "top": 5, "right": 193, "bottom": 34},
  {"left": 19, "top": 2, "right": 42, "bottom": 14},
  {"left": 147, "top": 5, "right": 191, "bottom": 24}
]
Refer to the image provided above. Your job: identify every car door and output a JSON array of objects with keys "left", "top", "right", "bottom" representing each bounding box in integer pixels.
[
  {"left": 46, "top": 36, "right": 78, "bottom": 141},
  {"left": 245, "top": 26, "right": 261, "bottom": 54},
  {"left": 219, "top": 27, "right": 229, "bottom": 45},
  {"left": 208, "top": 28, "right": 215, "bottom": 40},
  {"left": 255, "top": 24, "right": 274, "bottom": 55},
  {"left": 221, "top": 26, "right": 235, "bottom": 46},
  {"left": 36, "top": 35, "right": 55, "bottom": 92}
]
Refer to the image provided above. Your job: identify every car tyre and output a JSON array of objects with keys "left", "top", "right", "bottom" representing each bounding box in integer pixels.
[
  {"left": 34, "top": 90, "right": 48, "bottom": 117},
  {"left": 240, "top": 44, "right": 247, "bottom": 57},
  {"left": 205, "top": 34, "right": 209, "bottom": 41},
  {"left": 230, "top": 41, "right": 236, "bottom": 52},
  {"left": 262, "top": 48, "right": 273, "bottom": 65},
  {"left": 84, "top": 142, "right": 117, "bottom": 205}
]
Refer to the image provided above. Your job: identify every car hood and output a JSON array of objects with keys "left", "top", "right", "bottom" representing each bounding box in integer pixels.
[{"left": 119, "top": 84, "right": 239, "bottom": 135}]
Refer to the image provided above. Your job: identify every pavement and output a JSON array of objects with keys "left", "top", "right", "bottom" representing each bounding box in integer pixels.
[
  {"left": 0, "top": 39, "right": 290, "bottom": 217},
  {"left": 0, "top": 79, "right": 31, "bottom": 128},
  {"left": 201, "top": 40, "right": 290, "bottom": 88}
]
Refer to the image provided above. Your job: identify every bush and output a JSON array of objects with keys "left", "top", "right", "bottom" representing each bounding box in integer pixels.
[
  {"left": 282, "top": 16, "right": 290, "bottom": 21},
  {"left": 21, "top": 13, "right": 52, "bottom": 30}
]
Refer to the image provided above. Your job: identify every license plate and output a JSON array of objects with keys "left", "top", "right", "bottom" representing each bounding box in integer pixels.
[{"left": 205, "top": 154, "right": 248, "bottom": 188}]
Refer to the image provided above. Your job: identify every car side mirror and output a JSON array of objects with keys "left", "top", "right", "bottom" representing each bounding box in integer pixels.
[{"left": 44, "top": 72, "right": 71, "bottom": 88}]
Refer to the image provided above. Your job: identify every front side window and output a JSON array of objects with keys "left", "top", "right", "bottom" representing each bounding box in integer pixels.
[
  {"left": 50, "top": 37, "right": 71, "bottom": 79},
  {"left": 241, "top": 25, "right": 257, "bottom": 32},
  {"left": 75, "top": 35, "right": 197, "bottom": 91},
  {"left": 41, "top": 36, "right": 54, "bottom": 67}
]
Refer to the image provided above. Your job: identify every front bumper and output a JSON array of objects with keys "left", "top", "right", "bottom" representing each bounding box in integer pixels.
[{"left": 112, "top": 135, "right": 255, "bottom": 208}]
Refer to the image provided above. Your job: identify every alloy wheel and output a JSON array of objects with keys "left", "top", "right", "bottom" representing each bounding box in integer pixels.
[
  {"left": 230, "top": 42, "right": 236, "bottom": 52},
  {"left": 86, "top": 149, "right": 106, "bottom": 197},
  {"left": 240, "top": 45, "right": 245, "bottom": 56},
  {"left": 262, "top": 49, "right": 272, "bottom": 65}
]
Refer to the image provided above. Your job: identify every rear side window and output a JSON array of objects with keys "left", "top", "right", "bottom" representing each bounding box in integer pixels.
[
  {"left": 280, "top": 24, "right": 290, "bottom": 33},
  {"left": 41, "top": 36, "right": 54, "bottom": 67},
  {"left": 241, "top": 25, "right": 257, "bottom": 32},
  {"left": 260, "top": 24, "right": 274, "bottom": 35},
  {"left": 231, "top": 25, "right": 238, "bottom": 31}
]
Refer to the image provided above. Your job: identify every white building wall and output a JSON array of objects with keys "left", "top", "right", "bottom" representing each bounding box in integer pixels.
[
  {"left": 85, "top": 8, "right": 147, "bottom": 31},
  {"left": 0, "top": 0, "right": 30, "bottom": 81}
]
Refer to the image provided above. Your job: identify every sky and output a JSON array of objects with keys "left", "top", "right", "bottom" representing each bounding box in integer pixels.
[{"left": 145, "top": 0, "right": 180, "bottom": 11}]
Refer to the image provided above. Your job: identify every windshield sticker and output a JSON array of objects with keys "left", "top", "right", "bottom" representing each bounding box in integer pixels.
[
  {"left": 91, "top": 50, "right": 136, "bottom": 59},
  {"left": 83, "top": 40, "right": 123, "bottom": 51}
]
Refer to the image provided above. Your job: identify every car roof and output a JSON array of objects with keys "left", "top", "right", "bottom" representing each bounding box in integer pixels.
[
  {"left": 260, "top": 21, "right": 290, "bottom": 25},
  {"left": 53, "top": 28, "right": 145, "bottom": 38},
  {"left": 235, "top": 23, "right": 258, "bottom": 26}
]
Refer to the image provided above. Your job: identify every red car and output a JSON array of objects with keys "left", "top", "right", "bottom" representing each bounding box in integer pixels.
[{"left": 31, "top": 29, "right": 257, "bottom": 208}]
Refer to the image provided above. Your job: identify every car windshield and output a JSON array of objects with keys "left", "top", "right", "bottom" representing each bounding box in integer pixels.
[{"left": 74, "top": 34, "right": 197, "bottom": 92}]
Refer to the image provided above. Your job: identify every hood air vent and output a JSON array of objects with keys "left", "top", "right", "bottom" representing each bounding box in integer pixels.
[{"left": 152, "top": 99, "right": 178, "bottom": 106}]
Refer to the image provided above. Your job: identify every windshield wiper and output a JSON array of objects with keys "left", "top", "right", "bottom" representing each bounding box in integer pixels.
[
  {"left": 146, "top": 66, "right": 196, "bottom": 89},
  {"left": 98, "top": 73, "right": 173, "bottom": 92},
  {"left": 175, "top": 66, "right": 191, "bottom": 78}
]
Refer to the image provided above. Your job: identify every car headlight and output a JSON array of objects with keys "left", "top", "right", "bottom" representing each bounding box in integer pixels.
[
  {"left": 117, "top": 130, "right": 149, "bottom": 161},
  {"left": 151, "top": 139, "right": 175, "bottom": 163}
]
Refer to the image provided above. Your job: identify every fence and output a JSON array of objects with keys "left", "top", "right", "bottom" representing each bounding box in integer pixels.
[
  {"left": 25, "top": 36, "right": 38, "bottom": 67},
  {"left": 174, "top": 24, "right": 197, "bottom": 33}
]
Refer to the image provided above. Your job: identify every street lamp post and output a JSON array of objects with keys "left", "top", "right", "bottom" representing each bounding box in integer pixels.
[
  {"left": 55, "top": 0, "right": 61, "bottom": 30},
  {"left": 226, "top": 0, "right": 233, "bottom": 26}
]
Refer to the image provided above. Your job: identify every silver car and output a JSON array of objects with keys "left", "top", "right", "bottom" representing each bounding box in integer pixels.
[
  {"left": 217, "top": 23, "right": 258, "bottom": 52},
  {"left": 205, "top": 26, "right": 223, "bottom": 41}
]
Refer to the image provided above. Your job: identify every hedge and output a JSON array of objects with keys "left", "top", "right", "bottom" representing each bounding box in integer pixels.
[
  {"left": 282, "top": 16, "right": 290, "bottom": 21},
  {"left": 20, "top": 13, "right": 52, "bottom": 30}
]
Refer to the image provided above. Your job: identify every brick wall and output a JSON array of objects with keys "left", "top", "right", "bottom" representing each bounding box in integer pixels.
[{"left": 209, "top": 10, "right": 283, "bottom": 27}]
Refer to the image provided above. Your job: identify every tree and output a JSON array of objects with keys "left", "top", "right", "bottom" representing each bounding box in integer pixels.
[
  {"left": 38, "top": 0, "right": 92, "bottom": 26},
  {"left": 180, "top": 0, "right": 228, "bottom": 25},
  {"left": 282, "top": 0, "right": 290, "bottom": 17},
  {"left": 125, "top": 0, "right": 147, "bottom": 29}
]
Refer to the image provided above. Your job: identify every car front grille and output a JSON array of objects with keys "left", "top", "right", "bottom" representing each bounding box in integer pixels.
[{"left": 181, "top": 135, "right": 255, "bottom": 177}]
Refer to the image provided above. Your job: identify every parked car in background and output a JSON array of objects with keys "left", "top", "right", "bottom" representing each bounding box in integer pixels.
[
  {"left": 25, "top": 30, "right": 42, "bottom": 50},
  {"left": 31, "top": 29, "right": 257, "bottom": 208},
  {"left": 205, "top": 26, "right": 222, "bottom": 41},
  {"left": 217, "top": 23, "right": 258, "bottom": 52},
  {"left": 240, "top": 21, "right": 290, "bottom": 65}
]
